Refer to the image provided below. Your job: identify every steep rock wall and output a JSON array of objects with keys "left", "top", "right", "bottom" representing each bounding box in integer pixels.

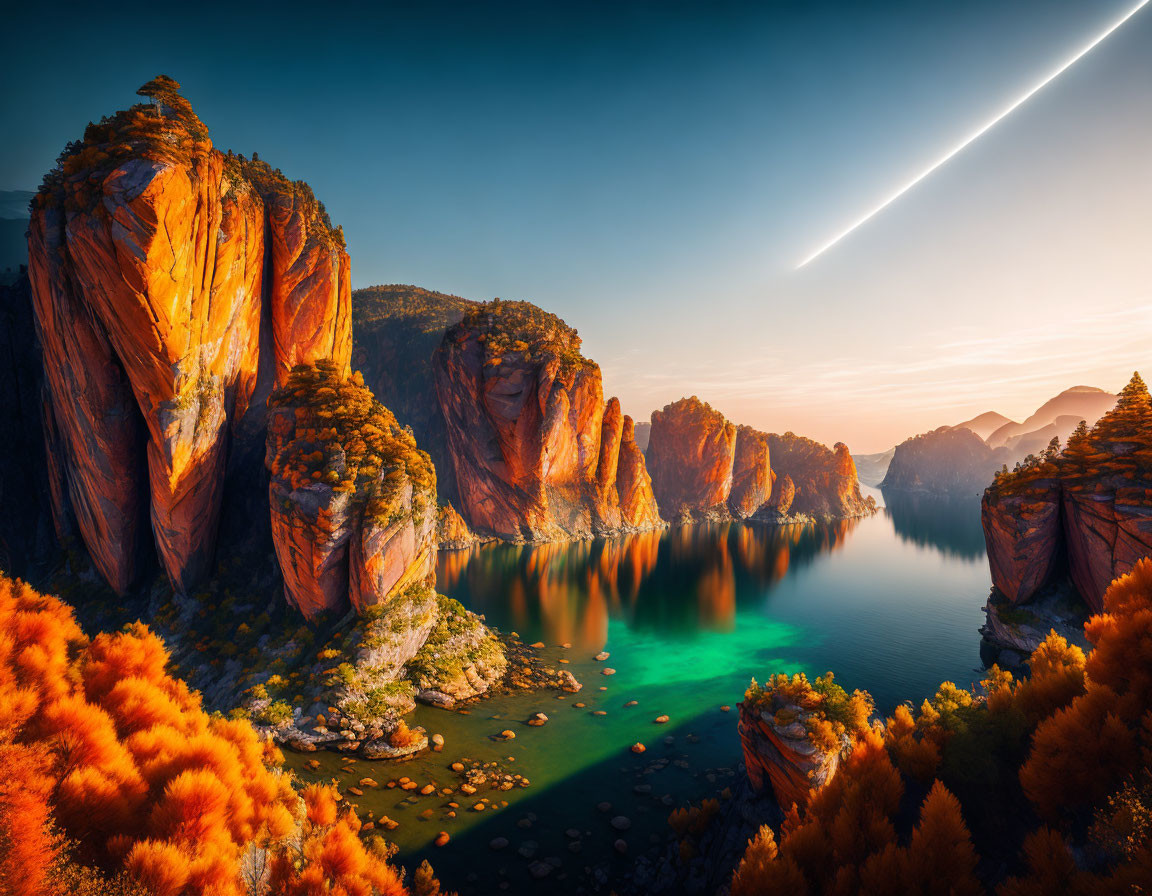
[{"left": 433, "top": 299, "right": 661, "bottom": 540}]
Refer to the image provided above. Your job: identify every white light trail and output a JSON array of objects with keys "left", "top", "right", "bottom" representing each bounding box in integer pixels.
[{"left": 796, "top": 0, "right": 1151, "bottom": 269}]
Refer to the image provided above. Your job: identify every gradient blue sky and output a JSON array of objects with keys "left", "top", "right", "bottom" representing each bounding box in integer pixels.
[{"left": 3, "top": 0, "right": 1149, "bottom": 452}]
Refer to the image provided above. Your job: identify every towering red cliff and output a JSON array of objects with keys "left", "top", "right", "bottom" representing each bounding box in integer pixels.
[
  {"left": 982, "top": 373, "right": 1152, "bottom": 613},
  {"left": 265, "top": 362, "right": 436, "bottom": 619},
  {"left": 617, "top": 415, "right": 662, "bottom": 529},
  {"left": 27, "top": 77, "right": 351, "bottom": 595},
  {"left": 729, "top": 425, "right": 774, "bottom": 518},
  {"left": 433, "top": 299, "right": 662, "bottom": 540},
  {"left": 646, "top": 397, "right": 736, "bottom": 521}
]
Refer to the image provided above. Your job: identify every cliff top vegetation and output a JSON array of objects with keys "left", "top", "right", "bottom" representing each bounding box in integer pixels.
[
  {"left": 268, "top": 360, "right": 435, "bottom": 526},
  {"left": 745, "top": 671, "right": 874, "bottom": 753},
  {"left": 353, "top": 284, "right": 477, "bottom": 333},
  {"left": 37, "top": 76, "right": 343, "bottom": 248},
  {"left": 0, "top": 573, "right": 421, "bottom": 896},
  {"left": 453, "top": 298, "right": 591, "bottom": 371}
]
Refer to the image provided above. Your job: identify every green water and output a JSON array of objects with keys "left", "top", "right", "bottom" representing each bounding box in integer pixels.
[{"left": 285, "top": 488, "right": 992, "bottom": 893}]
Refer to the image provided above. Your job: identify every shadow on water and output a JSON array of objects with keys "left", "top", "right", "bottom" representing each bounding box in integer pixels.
[
  {"left": 395, "top": 705, "right": 743, "bottom": 896},
  {"left": 881, "top": 489, "right": 987, "bottom": 561}
]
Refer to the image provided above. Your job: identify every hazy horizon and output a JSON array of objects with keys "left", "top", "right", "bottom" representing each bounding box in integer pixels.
[{"left": 3, "top": 0, "right": 1149, "bottom": 454}]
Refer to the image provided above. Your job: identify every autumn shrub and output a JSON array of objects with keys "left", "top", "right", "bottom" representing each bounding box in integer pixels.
[
  {"left": 387, "top": 719, "right": 423, "bottom": 749},
  {"left": 745, "top": 671, "right": 873, "bottom": 752},
  {"left": 1020, "top": 557, "right": 1152, "bottom": 822}
]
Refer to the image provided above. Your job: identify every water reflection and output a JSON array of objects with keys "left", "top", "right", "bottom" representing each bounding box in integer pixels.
[
  {"left": 881, "top": 490, "right": 986, "bottom": 560},
  {"left": 436, "top": 519, "right": 859, "bottom": 649}
]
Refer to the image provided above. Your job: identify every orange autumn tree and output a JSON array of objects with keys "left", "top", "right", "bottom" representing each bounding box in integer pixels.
[
  {"left": 730, "top": 728, "right": 980, "bottom": 896},
  {"left": 1020, "top": 557, "right": 1152, "bottom": 823},
  {"left": 0, "top": 574, "right": 413, "bottom": 896}
]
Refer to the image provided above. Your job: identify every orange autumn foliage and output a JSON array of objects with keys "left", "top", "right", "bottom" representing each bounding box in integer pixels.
[
  {"left": 0, "top": 739, "right": 57, "bottom": 896},
  {"left": 731, "top": 727, "right": 979, "bottom": 896},
  {"left": 1020, "top": 558, "right": 1152, "bottom": 822},
  {"left": 267, "top": 787, "right": 407, "bottom": 896},
  {"left": 0, "top": 574, "right": 416, "bottom": 896}
]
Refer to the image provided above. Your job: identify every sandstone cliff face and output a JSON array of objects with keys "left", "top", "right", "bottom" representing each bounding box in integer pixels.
[
  {"left": 769, "top": 474, "right": 795, "bottom": 516},
  {"left": 981, "top": 481, "right": 1063, "bottom": 604},
  {"left": 738, "top": 700, "right": 844, "bottom": 810},
  {"left": 763, "top": 434, "right": 875, "bottom": 521},
  {"left": 645, "top": 399, "right": 872, "bottom": 524},
  {"left": 433, "top": 299, "right": 661, "bottom": 541},
  {"left": 1061, "top": 491, "right": 1152, "bottom": 614},
  {"left": 729, "top": 425, "right": 774, "bottom": 518},
  {"left": 617, "top": 415, "right": 662, "bottom": 529},
  {"left": 266, "top": 363, "right": 436, "bottom": 620},
  {"left": 436, "top": 502, "right": 478, "bottom": 550},
  {"left": 28, "top": 80, "right": 351, "bottom": 595},
  {"left": 646, "top": 397, "right": 736, "bottom": 521},
  {"left": 981, "top": 373, "right": 1152, "bottom": 613}
]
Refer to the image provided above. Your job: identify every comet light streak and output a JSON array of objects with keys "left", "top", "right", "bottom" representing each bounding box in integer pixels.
[{"left": 796, "top": 0, "right": 1151, "bottom": 269}]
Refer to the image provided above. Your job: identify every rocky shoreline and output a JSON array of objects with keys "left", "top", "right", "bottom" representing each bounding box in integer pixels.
[
  {"left": 979, "top": 582, "right": 1090, "bottom": 668},
  {"left": 254, "top": 632, "right": 583, "bottom": 761}
]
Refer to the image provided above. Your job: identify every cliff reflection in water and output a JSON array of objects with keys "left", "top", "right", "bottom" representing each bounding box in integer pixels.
[
  {"left": 436, "top": 519, "right": 858, "bottom": 650},
  {"left": 881, "top": 490, "right": 986, "bottom": 561}
]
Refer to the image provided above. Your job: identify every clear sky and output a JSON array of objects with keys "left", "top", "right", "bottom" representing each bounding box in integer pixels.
[{"left": 3, "top": 0, "right": 1149, "bottom": 453}]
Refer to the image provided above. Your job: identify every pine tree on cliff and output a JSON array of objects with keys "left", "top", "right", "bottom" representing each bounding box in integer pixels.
[
  {"left": 1088, "top": 372, "right": 1150, "bottom": 445},
  {"left": 1060, "top": 419, "right": 1092, "bottom": 477},
  {"left": 135, "top": 75, "right": 194, "bottom": 121}
]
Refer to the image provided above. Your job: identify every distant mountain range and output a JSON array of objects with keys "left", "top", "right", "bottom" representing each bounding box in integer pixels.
[{"left": 854, "top": 385, "right": 1119, "bottom": 495}]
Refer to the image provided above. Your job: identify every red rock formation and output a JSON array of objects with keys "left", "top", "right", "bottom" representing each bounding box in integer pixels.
[
  {"left": 981, "top": 373, "right": 1152, "bottom": 613},
  {"left": 434, "top": 299, "right": 661, "bottom": 540},
  {"left": 769, "top": 474, "right": 795, "bottom": 516},
  {"left": 981, "top": 481, "right": 1063, "bottom": 604},
  {"left": 646, "top": 397, "right": 737, "bottom": 521},
  {"left": 729, "top": 425, "right": 774, "bottom": 518},
  {"left": 1062, "top": 491, "right": 1152, "bottom": 614},
  {"left": 595, "top": 398, "right": 625, "bottom": 531},
  {"left": 645, "top": 400, "right": 870, "bottom": 523},
  {"left": 764, "top": 434, "right": 875, "bottom": 520},
  {"left": 266, "top": 363, "right": 437, "bottom": 620},
  {"left": 436, "top": 502, "right": 477, "bottom": 550},
  {"left": 738, "top": 700, "right": 844, "bottom": 810},
  {"left": 618, "top": 416, "right": 662, "bottom": 529},
  {"left": 27, "top": 78, "right": 351, "bottom": 595},
  {"left": 268, "top": 190, "right": 352, "bottom": 385}
]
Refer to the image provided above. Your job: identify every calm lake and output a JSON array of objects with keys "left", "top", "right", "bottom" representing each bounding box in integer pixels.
[{"left": 286, "top": 486, "right": 992, "bottom": 893}]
